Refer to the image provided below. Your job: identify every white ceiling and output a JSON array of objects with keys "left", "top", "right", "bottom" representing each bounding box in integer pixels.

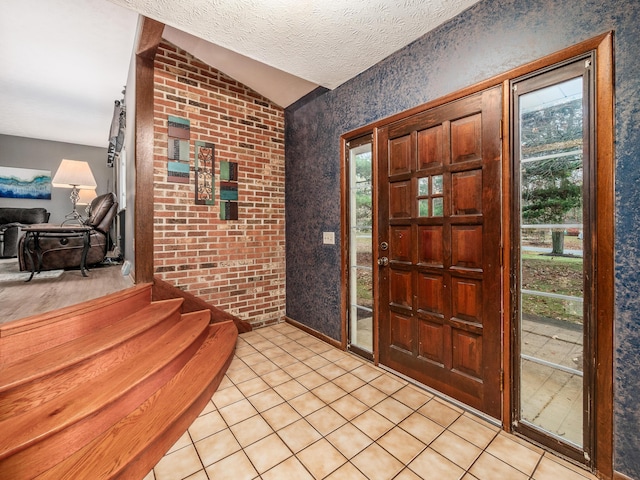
[{"left": 0, "top": 0, "right": 480, "bottom": 149}]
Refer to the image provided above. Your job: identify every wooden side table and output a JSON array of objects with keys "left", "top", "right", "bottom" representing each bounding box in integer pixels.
[{"left": 21, "top": 224, "right": 93, "bottom": 282}]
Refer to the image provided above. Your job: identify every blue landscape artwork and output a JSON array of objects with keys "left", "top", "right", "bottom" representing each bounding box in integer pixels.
[{"left": 0, "top": 166, "right": 52, "bottom": 199}]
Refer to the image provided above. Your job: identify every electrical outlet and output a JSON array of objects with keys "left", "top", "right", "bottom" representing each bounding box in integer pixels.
[{"left": 322, "top": 231, "right": 335, "bottom": 245}]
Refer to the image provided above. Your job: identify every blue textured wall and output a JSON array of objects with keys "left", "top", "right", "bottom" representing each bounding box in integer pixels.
[{"left": 285, "top": 0, "right": 640, "bottom": 475}]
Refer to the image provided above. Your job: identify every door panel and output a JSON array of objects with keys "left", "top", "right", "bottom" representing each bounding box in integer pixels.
[{"left": 378, "top": 87, "right": 502, "bottom": 419}]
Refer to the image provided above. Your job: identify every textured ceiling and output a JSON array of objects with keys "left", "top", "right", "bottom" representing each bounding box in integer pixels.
[
  {"left": 109, "top": 0, "right": 479, "bottom": 89},
  {"left": 0, "top": 0, "right": 138, "bottom": 147},
  {"left": 0, "top": 0, "right": 480, "bottom": 148}
]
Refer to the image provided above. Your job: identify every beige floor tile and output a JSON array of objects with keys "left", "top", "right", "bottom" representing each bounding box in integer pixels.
[
  {"left": 226, "top": 367, "right": 258, "bottom": 385},
  {"left": 306, "top": 341, "right": 334, "bottom": 354},
  {"left": 247, "top": 388, "right": 284, "bottom": 413},
  {"left": 216, "top": 375, "right": 234, "bottom": 391},
  {"left": 296, "top": 371, "right": 329, "bottom": 390},
  {"left": 282, "top": 361, "right": 313, "bottom": 378},
  {"left": 312, "top": 382, "right": 347, "bottom": 403},
  {"left": 204, "top": 450, "right": 258, "bottom": 480},
  {"left": 419, "top": 398, "right": 463, "bottom": 427},
  {"left": 277, "top": 418, "right": 322, "bottom": 453},
  {"left": 324, "top": 461, "right": 369, "bottom": 480},
  {"left": 288, "top": 346, "right": 317, "bottom": 361},
  {"left": 153, "top": 444, "right": 202, "bottom": 480},
  {"left": 261, "top": 402, "right": 302, "bottom": 430},
  {"left": 329, "top": 394, "right": 369, "bottom": 421},
  {"left": 316, "top": 363, "right": 348, "bottom": 380},
  {"left": 250, "top": 360, "right": 280, "bottom": 376},
  {"left": 351, "top": 364, "right": 384, "bottom": 383},
  {"left": 352, "top": 409, "right": 395, "bottom": 440},
  {"left": 447, "top": 414, "right": 498, "bottom": 449},
  {"left": 262, "top": 346, "right": 286, "bottom": 359},
  {"left": 289, "top": 391, "right": 326, "bottom": 416},
  {"left": 399, "top": 412, "right": 445, "bottom": 445},
  {"left": 533, "top": 454, "right": 597, "bottom": 480},
  {"left": 261, "top": 368, "right": 293, "bottom": 387},
  {"left": 182, "top": 470, "right": 208, "bottom": 480},
  {"left": 164, "top": 430, "right": 193, "bottom": 455},
  {"left": 194, "top": 429, "right": 241, "bottom": 467},
  {"left": 469, "top": 452, "right": 529, "bottom": 480},
  {"left": 273, "top": 378, "right": 308, "bottom": 400},
  {"left": 142, "top": 469, "right": 154, "bottom": 480},
  {"left": 242, "top": 352, "right": 268, "bottom": 366},
  {"left": 235, "top": 377, "right": 270, "bottom": 397},
  {"left": 393, "top": 385, "right": 433, "bottom": 410},
  {"left": 325, "top": 422, "right": 374, "bottom": 459},
  {"left": 243, "top": 433, "right": 293, "bottom": 474},
  {"left": 373, "top": 397, "right": 413, "bottom": 424},
  {"left": 378, "top": 427, "right": 427, "bottom": 464},
  {"left": 188, "top": 410, "right": 227, "bottom": 442},
  {"left": 218, "top": 398, "right": 259, "bottom": 426},
  {"left": 409, "top": 448, "right": 465, "bottom": 480},
  {"left": 197, "top": 399, "right": 216, "bottom": 417},
  {"left": 261, "top": 456, "right": 315, "bottom": 480},
  {"left": 430, "top": 430, "right": 482, "bottom": 470},
  {"left": 297, "top": 438, "right": 347, "bottom": 479},
  {"left": 351, "top": 383, "right": 387, "bottom": 407},
  {"left": 303, "top": 354, "right": 332, "bottom": 369},
  {"left": 332, "top": 372, "right": 366, "bottom": 392},
  {"left": 351, "top": 443, "right": 405, "bottom": 480},
  {"left": 271, "top": 353, "right": 298, "bottom": 368},
  {"left": 211, "top": 384, "right": 244, "bottom": 409},
  {"left": 321, "top": 348, "right": 349, "bottom": 362},
  {"left": 306, "top": 405, "right": 348, "bottom": 436},
  {"left": 334, "top": 355, "right": 366, "bottom": 372},
  {"left": 370, "top": 374, "right": 407, "bottom": 395},
  {"left": 486, "top": 431, "right": 543, "bottom": 476},
  {"left": 394, "top": 467, "right": 423, "bottom": 480},
  {"left": 229, "top": 414, "right": 273, "bottom": 447}
]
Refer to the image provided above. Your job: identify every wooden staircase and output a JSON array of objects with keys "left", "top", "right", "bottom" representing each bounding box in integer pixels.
[{"left": 0, "top": 283, "right": 239, "bottom": 479}]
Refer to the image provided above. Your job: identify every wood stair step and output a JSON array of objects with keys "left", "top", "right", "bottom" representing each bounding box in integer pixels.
[
  {"left": 0, "top": 283, "right": 152, "bottom": 366},
  {"left": 36, "top": 320, "right": 238, "bottom": 480},
  {"left": 0, "top": 310, "right": 211, "bottom": 479},
  {"left": 0, "top": 298, "right": 185, "bottom": 421}
]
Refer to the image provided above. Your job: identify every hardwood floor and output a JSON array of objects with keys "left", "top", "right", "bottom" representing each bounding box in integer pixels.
[{"left": 0, "top": 258, "right": 134, "bottom": 324}]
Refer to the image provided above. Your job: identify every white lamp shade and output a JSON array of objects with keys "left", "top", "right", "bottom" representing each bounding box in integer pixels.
[
  {"left": 77, "top": 189, "right": 98, "bottom": 205},
  {"left": 52, "top": 159, "right": 97, "bottom": 189}
]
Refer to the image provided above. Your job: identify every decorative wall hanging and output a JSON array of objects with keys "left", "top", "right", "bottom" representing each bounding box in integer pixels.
[
  {"left": 168, "top": 138, "right": 189, "bottom": 161},
  {"left": 0, "top": 166, "right": 51, "bottom": 199},
  {"left": 167, "top": 115, "right": 190, "bottom": 139},
  {"left": 166, "top": 115, "right": 191, "bottom": 184},
  {"left": 219, "top": 161, "right": 239, "bottom": 220},
  {"left": 167, "top": 161, "right": 190, "bottom": 184},
  {"left": 195, "top": 141, "right": 215, "bottom": 205}
]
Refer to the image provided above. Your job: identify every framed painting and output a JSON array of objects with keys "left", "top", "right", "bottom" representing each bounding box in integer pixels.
[{"left": 0, "top": 166, "right": 51, "bottom": 199}]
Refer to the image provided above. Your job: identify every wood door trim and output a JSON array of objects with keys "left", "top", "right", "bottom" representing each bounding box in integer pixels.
[
  {"left": 134, "top": 17, "right": 164, "bottom": 284},
  {"left": 341, "top": 31, "right": 613, "bottom": 479}
]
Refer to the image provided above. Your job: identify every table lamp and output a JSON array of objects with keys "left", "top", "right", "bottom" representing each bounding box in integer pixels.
[{"left": 52, "top": 159, "right": 97, "bottom": 222}]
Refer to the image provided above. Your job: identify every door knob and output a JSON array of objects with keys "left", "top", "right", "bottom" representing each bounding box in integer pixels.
[{"left": 377, "top": 257, "right": 389, "bottom": 266}]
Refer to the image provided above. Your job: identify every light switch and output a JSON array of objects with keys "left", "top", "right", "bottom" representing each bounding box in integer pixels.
[{"left": 322, "top": 231, "right": 335, "bottom": 245}]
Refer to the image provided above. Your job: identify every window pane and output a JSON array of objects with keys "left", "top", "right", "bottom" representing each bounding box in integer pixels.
[
  {"left": 418, "top": 177, "right": 429, "bottom": 196},
  {"left": 432, "top": 175, "right": 443, "bottom": 194},
  {"left": 432, "top": 197, "right": 443, "bottom": 217},
  {"left": 418, "top": 199, "right": 429, "bottom": 217}
]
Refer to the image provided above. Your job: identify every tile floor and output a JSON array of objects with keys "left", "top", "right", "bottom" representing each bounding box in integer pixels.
[{"left": 144, "top": 322, "right": 598, "bottom": 480}]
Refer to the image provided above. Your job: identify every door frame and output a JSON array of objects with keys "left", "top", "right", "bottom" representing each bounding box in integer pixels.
[{"left": 340, "top": 32, "right": 613, "bottom": 478}]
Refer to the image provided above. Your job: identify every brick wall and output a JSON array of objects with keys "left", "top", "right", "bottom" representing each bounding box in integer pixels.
[{"left": 152, "top": 41, "right": 285, "bottom": 328}]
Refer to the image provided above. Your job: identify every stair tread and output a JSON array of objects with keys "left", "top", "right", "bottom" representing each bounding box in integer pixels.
[
  {"left": 36, "top": 320, "right": 237, "bottom": 480},
  {"left": 0, "top": 284, "right": 152, "bottom": 366},
  {"left": 0, "top": 298, "right": 184, "bottom": 393},
  {"left": 0, "top": 310, "right": 210, "bottom": 467}
]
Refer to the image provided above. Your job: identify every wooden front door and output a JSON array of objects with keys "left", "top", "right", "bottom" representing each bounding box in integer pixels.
[{"left": 377, "top": 86, "right": 503, "bottom": 419}]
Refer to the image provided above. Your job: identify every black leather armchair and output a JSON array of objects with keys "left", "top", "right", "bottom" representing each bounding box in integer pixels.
[
  {"left": 18, "top": 193, "right": 118, "bottom": 272},
  {"left": 0, "top": 207, "right": 50, "bottom": 257}
]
